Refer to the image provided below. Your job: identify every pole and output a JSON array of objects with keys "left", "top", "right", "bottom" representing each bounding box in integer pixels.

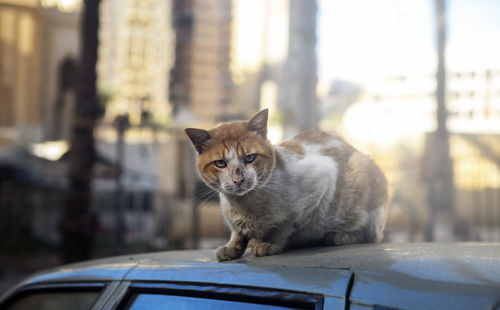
[
  {"left": 113, "top": 114, "right": 129, "bottom": 253},
  {"left": 59, "top": 0, "right": 101, "bottom": 263},
  {"left": 282, "top": 0, "right": 318, "bottom": 138},
  {"left": 426, "top": 0, "right": 455, "bottom": 241}
]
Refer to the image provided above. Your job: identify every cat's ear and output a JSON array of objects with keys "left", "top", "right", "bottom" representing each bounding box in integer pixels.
[
  {"left": 247, "top": 109, "right": 268, "bottom": 138},
  {"left": 185, "top": 128, "right": 211, "bottom": 154}
]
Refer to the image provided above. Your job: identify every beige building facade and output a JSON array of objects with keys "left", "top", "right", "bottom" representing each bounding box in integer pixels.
[
  {"left": 98, "top": 0, "right": 173, "bottom": 126},
  {"left": 0, "top": 0, "right": 80, "bottom": 146},
  {"left": 170, "top": 0, "right": 233, "bottom": 125}
]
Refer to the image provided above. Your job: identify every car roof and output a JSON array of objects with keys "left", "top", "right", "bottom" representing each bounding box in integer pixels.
[
  {"left": 9, "top": 242, "right": 500, "bottom": 309},
  {"left": 20, "top": 242, "right": 500, "bottom": 284}
]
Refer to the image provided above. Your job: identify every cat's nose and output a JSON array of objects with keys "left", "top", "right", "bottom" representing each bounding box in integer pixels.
[{"left": 233, "top": 177, "right": 244, "bottom": 187}]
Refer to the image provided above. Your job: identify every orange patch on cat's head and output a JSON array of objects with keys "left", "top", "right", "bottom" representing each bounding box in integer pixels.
[{"left": 185, "top": 110, "right": 275, "bottom": 195}]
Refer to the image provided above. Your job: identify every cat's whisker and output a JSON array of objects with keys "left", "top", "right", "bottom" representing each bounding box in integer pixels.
[
  {"left": 258, "top": 183, "right": 281, "bottom": 190},
  {"left": 259, "top": 188, "right": 282, "bottom": 195},
  {"left": 194, "top": 188, "right": 220, "bottom": 204},
  {"left": 196, "top": 195, "right": 219, "bottom": 207},
  {"left": 194, "top": 188, "right": 216, "bottom": 199},
  {"left": 194, "top": 188, "right": 211, "bottom": 197},
  {"left": 257, "top": 182, "right": 283, "bottom": 192},
  {"left": 194, "top": 194, "right": 220, "bottom": 207},
  {"left": 255, "top": 187, "right": 281, "bottom": 196},
  {"left": 194, "top": 193, "right": 216, "bottom": 204}
]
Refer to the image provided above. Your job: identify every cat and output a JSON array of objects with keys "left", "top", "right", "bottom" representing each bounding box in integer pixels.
[{"left": 185, "top": 109, "right": 388, "bottom": 261}]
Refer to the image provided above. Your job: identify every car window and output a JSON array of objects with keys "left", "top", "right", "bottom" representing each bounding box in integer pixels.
[
  {"left": 124, "top": 293, "right": 301, "bottom": 310},
  {"left": 3, "top": 291, "right": 100, "bottom": 310}
]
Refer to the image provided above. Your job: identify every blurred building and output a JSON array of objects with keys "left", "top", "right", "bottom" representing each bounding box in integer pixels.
[
  {"left": 448, "top": 70, "right": 500, "bottom": 133},
  {"left": 0, "top": 0, "right": 177, "bottom": 249},
  {"left": 281, "top": 0, "right": 318, "bottom": 137},
  {"left": 362, "top": 70, "right": 500, "bottom": 134},
  {"left": 231, "top": 0, "right": 288, "bottom": 121},
  {"left": 98, "top": 0, "right": 173, "bottom": 126},
  {"left": 170, "top": 0, "right": 233, "bottom": 124},
  {"left": 0, "top": 0, "right": 80, "bottom": 146},
  {"left": 343, "top": 70, "right": 500, "bottom": 241}
]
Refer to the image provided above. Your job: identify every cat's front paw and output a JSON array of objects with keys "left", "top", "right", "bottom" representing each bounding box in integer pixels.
[
  {"left": 216, "top": 246, "right": 244, "bottom": 262},
  {"left": 251, "top": 242, "right": 282, "bottom": 257},
  {"left": 323, "top": 231, "right": 359, "bottom": 246}
]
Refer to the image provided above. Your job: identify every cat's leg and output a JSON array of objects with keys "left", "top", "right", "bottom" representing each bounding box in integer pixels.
[
  {"left": 323, "top": 205, "right": 387, "bottom": 246},
  {"left": 251, "top": 223, "right": 294, "bottom": 257},
  {"left": 252, "top": 241, "right": 284, "bottom": 257},
  {"left": 216, "top": 231, "right": 248, "bottom": 262},
  {"left": 247, "top": 238, "right": 257, "bottom": 249},
  {"left": 323, "top": 230, "right": 364, "bottom": 246},
  {"left": 326, "top": 204, "right": 387, "bottom": 246}
]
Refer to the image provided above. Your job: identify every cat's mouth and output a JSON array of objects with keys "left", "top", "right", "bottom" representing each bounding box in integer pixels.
[
  {"left": 223, "top": 182, "right": 255, "bottom": 196},
  {"left": 225, "top": 186, "right": 249, "bottom": 196},
  {"left": 234, "top": 186, "right": 250, "bottom": 195}
]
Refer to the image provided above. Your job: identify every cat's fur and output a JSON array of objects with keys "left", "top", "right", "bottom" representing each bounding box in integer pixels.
[{"left": 185, "top": 109, "right": 388, "bottom": 261}]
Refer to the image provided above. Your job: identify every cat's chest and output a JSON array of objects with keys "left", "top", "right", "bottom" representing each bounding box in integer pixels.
[
  {"left": 230, "top": 211, "right": 268, "bottom": 237},
  {"left": 221, "top": 198, "right": 279, "bottom": 238}
]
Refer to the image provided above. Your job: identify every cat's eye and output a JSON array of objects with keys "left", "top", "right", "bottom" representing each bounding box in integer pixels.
[
  {"left": 214, "top": 160, "right": 227, "bottom": 168},
  {"left": 244, "top": 154, "right": 256, "bottom": 164}
]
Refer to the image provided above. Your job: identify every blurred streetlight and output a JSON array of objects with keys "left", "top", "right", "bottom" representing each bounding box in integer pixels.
[{"left": 41, "top": 0, "right": 82, "bottom": 12}]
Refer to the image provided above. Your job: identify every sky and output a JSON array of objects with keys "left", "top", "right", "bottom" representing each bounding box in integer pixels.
[{"left": 317, "top": 0, "right": 500, "bottom": 87}]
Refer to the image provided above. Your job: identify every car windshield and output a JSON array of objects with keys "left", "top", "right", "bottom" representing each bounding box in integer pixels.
[
  {"left": 3, "top": 291, "right": 100, "bottom": 310},
  {"left": 0, "top": 0, "right": 499, "bottom": 295},
  {"left": 124, "top": 294, "right": 301, "bottom": 310}
]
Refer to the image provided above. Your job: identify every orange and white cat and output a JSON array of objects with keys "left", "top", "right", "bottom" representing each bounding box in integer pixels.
[{"left": 185, "top": 109, "right": 388, "bottom": 261}]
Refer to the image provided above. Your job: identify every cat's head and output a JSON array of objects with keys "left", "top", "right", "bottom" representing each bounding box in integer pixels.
[{"left": 185, "top": 109, "right": 275, "bottom": 196}]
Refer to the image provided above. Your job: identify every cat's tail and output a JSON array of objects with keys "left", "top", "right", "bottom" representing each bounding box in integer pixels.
[{"left": 368, "top": 202, "right": 388, "bottom": 243}]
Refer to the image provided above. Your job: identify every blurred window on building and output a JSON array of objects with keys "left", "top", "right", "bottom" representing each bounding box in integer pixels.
[{"left": 0, "top": 7, "right": 38, "bottom": 129}]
